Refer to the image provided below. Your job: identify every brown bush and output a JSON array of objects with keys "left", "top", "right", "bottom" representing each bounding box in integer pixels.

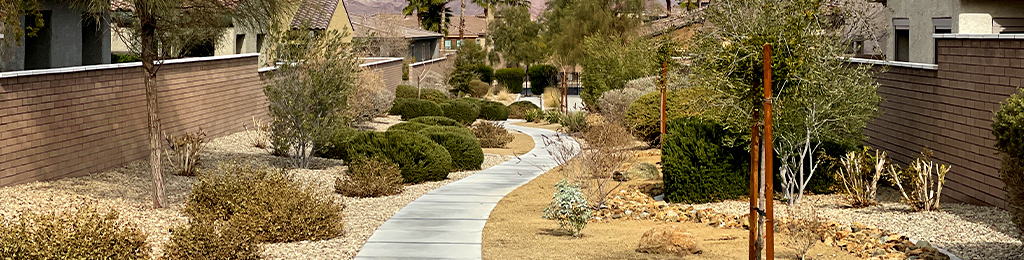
[
  {"left": 0, "top": 205, "right": 149, "bottom": 259},
  {"left": 348, "top": 70, "right": 396, "bottom": 122},
  {"left": 185, "top": 163, "right": 345, "bottom": 243},
  {"left": 164, "top": 129, "right": 207, "bottom": 176},
  {"left": 546, "top": 118, "right": 636, "bottom": 209},
  {"left": 336, "top": 157, "right": 404, "bottom": 197},
  {"left": 471, "top": 122, "right": 514, "bottom": 148},
  {"left": 164, "top": 220, "right": 261, "bottom": 260}
]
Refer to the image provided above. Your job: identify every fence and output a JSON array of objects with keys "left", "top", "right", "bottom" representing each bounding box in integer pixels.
[
  {"left": 360, "top": 57, "right": 405, "bottom": 93},
  {"left": 0, "top": 54, "right": 268, "bottom": 186}
]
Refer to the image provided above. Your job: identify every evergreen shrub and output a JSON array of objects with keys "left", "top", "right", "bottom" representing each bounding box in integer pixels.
[
  {"left": 994, "top": 88, "right": 1024, "bottom": 234},
  {"left": 341, "top": 131, "right": 453, "bottom": 183},
  {"left": 420, "top": 128, "right": 484, "bottom": 171},
  {"left": 495, "top": 68, "right": 526, "bottom": 93},
  {"left": 479, "top": 101, "right": 510, "bottom": 121},
  {"left": 397, "top": 99, "right": 443, "bottom": 120},
  {"left": 410, "top": 116, "right": 461, "bottom": 126},
  {"left": 388, "top": 122, "right": 431, "bottom": 133},
  {"left": 662, "top": 117, "right": 749, "bottom": 203},
  {"left": 441, "top": 99, "right": 481, "bottom": 125},
  {"left": 508, "top": 100, "right": 540, "bottom": 119}
]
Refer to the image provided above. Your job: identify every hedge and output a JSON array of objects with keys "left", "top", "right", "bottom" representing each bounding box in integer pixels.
[
  {"left": 388, "top": 122, "right": 431, "bottom": 133},
  {"left": 410, "top": 116, "right": 460, "bottom": 126},
  {"left": 338, "top": 131, "right": 452, "bottom": 183},
  {"left": 419, "top": 127, "right": 484, "bottom": 171},
  {"left": 479, "top": 100, "right": 510, "bottom": 121},
  {"left": 477, "top": 64, "right": 494, "bottom": 84},
  {"left": 441, "top": 99, "right": 481, "bottom": 125},
  {"left": 528, "top": 64, "right": 559, "bottom": 95},
  {"left": 662, "top": 116, "right": 749, "bottom": 204},
  {"left": 508, "top": 100, "right": 540, "bottom": 119},
  {"left": 388, "top": 98, "right": 411, "bottom": 115},
  {"left": 495, "top": 68, "right": 526, "bottom": 93},
  {"left": 396, "top": 99, "right": 443, "bottom": 120}
]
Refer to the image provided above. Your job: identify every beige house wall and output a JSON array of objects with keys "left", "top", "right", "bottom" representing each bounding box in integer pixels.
[{"left": 886, "top": 0, "right": 1024, "bottom": 63}]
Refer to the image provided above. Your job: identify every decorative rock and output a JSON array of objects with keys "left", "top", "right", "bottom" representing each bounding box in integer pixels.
[
  {"left": 636, "top": 225, "right": 702, "bottom": 256},
  {"left": 915, "top": 240, "right": 932, "bottom": 248},
  {"left": 612, "top": 171, "right": 629, "bottom": 182}
]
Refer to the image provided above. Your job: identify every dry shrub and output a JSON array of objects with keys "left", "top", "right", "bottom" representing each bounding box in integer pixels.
[
  {"left": 348, "top": 70, "right": 396, "bottom": 122},
  {"left": 0, "top": 205, "right": 149, "bottom": 259},
  {"left": 888, "top": 149, "right": 950, "bottom": 211},
  {"left": 779, "top": 206, "right": 828, "bottom": 260},
  {"left": 184, "top": 163, "right": 345, "bottom": 243},
  {"left": 164, "top": 129, "right": 207, "bottom": 176},
  {"left": 242, "top": 117, "right": 271, "bottom": 149},
  {"left": 471, "top": 122, "right": 514, "bottom": 148},
  {"left": 832, "top": 147, "right": 887, "bottom": 208},
  {"left": 335, "top": 157, "right": 404, "bottom": 197},
  {"left": 486, "top": 86, "right": 516, "bottom": 104},
  {"left": 164, "top": 220, "right": 260, "bottom": 260},
  {"left": 543, "top": 87, "right": 562, "bottom": 109},
  {"left": 598, "top": 88, "right": 645, "bottom": 126},
  {"left": 546, "top": 118, "right": 636, "bottom": 209}
]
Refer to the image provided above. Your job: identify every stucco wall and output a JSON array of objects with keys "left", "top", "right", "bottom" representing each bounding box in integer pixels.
[
  {"left": 886, "top": 0, "right": 960, "bottom": 63},
  {"left": 1, "top": 1, "right": 110, "bottom": 72}
]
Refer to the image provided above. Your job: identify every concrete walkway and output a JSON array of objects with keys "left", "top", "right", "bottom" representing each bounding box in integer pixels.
[{"left": 354, "top": 120, "right": 577, "bottom": 260}]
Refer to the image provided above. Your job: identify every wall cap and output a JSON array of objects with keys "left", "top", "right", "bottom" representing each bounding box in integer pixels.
[
  {"left": 0, "top": 53, "right": 261, "bottom": 79},
  {"left": 359, "top": 57, "right": 404, "bottom": 67},
  {"left": 934, "top": 33, "right": 1024, "bottom": 39},
  {"left": 410, "top": 56, "right": 449, "bottom": 67},
  {"left": 847, "top": 57, "right": 938, "bottom": 70}
]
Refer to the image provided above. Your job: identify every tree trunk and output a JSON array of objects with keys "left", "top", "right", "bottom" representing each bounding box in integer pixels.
[
  {"left": 459, "top": 0, "right": 466, "bottom": 40},
  {"left": 140, "top": 5, "right": 166, "bottom": 208}
]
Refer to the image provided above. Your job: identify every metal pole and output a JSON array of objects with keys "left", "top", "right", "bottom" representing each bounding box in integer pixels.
[
  {"left": 660, "top": 62, "right": 668, "bottom": 143},
  {"left": 763, "top": 43, "right": 775, "bottom": 260},
  {"left": 748, "top": 107, "right": 760, "bottom": 260}
]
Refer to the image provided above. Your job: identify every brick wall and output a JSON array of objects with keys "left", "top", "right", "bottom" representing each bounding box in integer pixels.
[
  {"left": 0, "top": 54, "right": 269, "bottom": 186},
  {"left": 360, "top": 58, "right": 405, "bottom": 93},
  {"left": 864, "top": 38, "right": 1024, "bottom": 208}
]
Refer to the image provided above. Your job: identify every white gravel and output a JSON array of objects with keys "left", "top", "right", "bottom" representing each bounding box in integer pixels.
[
  {"left": 0, "top": 128, "right": 514, "bottom": 260},
  {"left": 681, "top": 188, "right": 1024, "bottom": 260}
]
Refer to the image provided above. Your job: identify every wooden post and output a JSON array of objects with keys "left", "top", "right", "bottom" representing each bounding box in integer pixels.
[
  {"left": 748, "top": 107, "right": 760, "bottom": 260},
  {"left": 660, "top": 62, "right": 667, "bottom": 143},
  {"left": 763, "top": 43, "right": 775, "bottom": 260}
]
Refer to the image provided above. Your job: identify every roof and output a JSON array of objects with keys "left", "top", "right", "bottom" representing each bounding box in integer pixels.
[
  {"left": 290, "top": 0, "right": 341, "bottom": 30},
  {"left": 371, "top": 13, "right": 488, "bottom": 37},
  {"left": 111, "top": 0, "right": 241, "bottom": 12},
  {"left": 350, "top": 14, "right": 443, "bottom": 39}
]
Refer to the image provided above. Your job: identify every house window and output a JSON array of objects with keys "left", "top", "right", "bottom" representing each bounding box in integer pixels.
[
  {"left": 445, "top": 39, "right": 452, "bottom": 50},
  {"left": 994, "top": 18, "right": 1024, "bottom": 33},
  {"left": 933, "top": 18, "right": 952, "bottom": 34},
  {"left": 235, "top": 34, "right": 245, "bottom": 54},
  {"left": 256, "top": 34, "right": 265, "bottom": 52},
  {"left": 25, "top": 11, "right": 53, "bottom": 70},
  {"left": 894, "top": 18, "right": 910, "bottom": 62}
]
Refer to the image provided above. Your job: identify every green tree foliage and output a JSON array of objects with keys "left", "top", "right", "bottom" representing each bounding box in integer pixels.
[
  {"left": 404, "top": 0, "right": 453, "bottom": 34},
  {"left": 625, "top": 88, "right": 711, "bottom": 144},
  {"left": 994, "top": 88, "right": 1024, "bottom": 235},
  {"left": 495, "top": 67, "right": 526, "bottom": 93},
  {"left": 449, "top": 41, "right": 487, "bottom": 96},
  {"left": 477, "top": 64, "right": 495, "bottom": 83},
  {"left": 662, "top": 117, "right": 750, "bottom": 203},
  {"left": 691, "top": 0, "right": 881, "bottom": 204},
  {"left": 580, "top": 34, "right": 660, "bottom": 110},
  {"left": 527, "top": 64, "right": 559, "bottom": 95},
  {"left": 541, "top": 0, "right": 645, "bottom": 67},
  {"left": 488, "top": 5, "right": 545, "bottom": 68}
]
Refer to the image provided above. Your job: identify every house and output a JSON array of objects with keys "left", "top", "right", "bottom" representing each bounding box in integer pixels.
[
  {"left": 0, "top": 0, "right": 110, "bottom": 72},
  {"left": 882, "top": 0, "right": 1024, "bottom": 63},
  {"left": 370, "top": 13, "right": 489, "bottom": 54},
  {"left": 350, "top": 14, "right": 443, "bottom": 62}
]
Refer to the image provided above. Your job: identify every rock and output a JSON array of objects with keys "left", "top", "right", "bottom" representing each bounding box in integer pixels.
[
  {"left": 915, "top": 240, "right": 932, "bottom": 248},
  {"left": 919, "top": 247, "right": 950, "bottom": 260},
  {"left": 612, "top": 214, "right": 624, "bottom": 219},
  {"left": 636, "top": 225, "right": 702, "bottom": 256},
  {"left": 613, "top": 171, "right": 629, "bottom": 182},
  {"left": 665, "top": 211, "right": 679, "bottom": 221}
]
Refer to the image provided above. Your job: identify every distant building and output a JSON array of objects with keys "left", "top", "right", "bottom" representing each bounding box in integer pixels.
[
  {"left": 370, "top": 13, "right": 490, "bottom": 54},
  {"left": 883, "top": 0, "right": 1024, "bottom": 63},
  {"left": 1, "top": 0, "right": 110, "bottom": 72},
  {"left": 350, "top": 15, "right": 443, "bottom": 62}
]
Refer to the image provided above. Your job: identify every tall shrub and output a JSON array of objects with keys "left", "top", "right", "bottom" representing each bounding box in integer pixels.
[
  {"left": 662, "top": 117, "right": 749, "bottom": 203},
  {"left": 624, "top": 88, "right": 710, "bottom": 144},
  {"left": 528, "top": 64, "right": 559, "bottom": 95},
  {"left": 449, "top": 41, "right": 487, "bottom": 96},
  {"left": 495, "top": 67, "right": 526, "bottom": 93},
  {"left": 477, "top": 64, "right": 495, "bottom": 83},
  {"left": 342, "top": 131, "right": 453, "bottom": 183},
  {"left": 994, "top": 88, "right": 1024, "bottom": 234}
]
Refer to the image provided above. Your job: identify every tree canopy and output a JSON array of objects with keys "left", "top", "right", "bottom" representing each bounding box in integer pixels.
[
  {"left": 404, "top": 0, "right": 454, "bottom": 34},
  {"left": 540, "top": 0, "right": 645, "bottom": 67},
  {"left": 488, "top": 5, "right": 544, "bottom": 68}
]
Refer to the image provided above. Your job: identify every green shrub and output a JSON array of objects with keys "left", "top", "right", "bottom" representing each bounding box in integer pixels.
[
  {"left": 0, "top": 206, "right": 149, "bottom": 259},
  {"left": 312, "top": 123, "right": 356, "bottom": 158},
  {"left": 388, "top": 122, "right": 431, "bottom": 133},
  {"left": 389, "top": 97, "right": 412, "bottom": 115},
  {"left": 508, "top": 100, "right": 541, "bottom": 119},
  {"left": 472, "top": 122, "right": 514, "bottom": 148},
  {"left": 335, "top": 157, "right": 404, "bottom": 197},
  {"left": 184, "top": 163, "right": 345, "bottom": 243},
  {"left": 398, "top": 99, "right": 443, "bottom": 120},
  {"left": 524, "top": 109, "right": 543, "bottom": 122},
  {"left": 994, "top": 88, "right": 1024, "bottom": 234},
  {"left": 420, "top": 129, "right": 484, "bottom": 171},
  {"left": 342, "top": 131, "right": 453, "bottom": 183},
  {"left": 441, "top": 99, "right": 481, "bottom": 125},
  {"left": 396, "top": 85, "right": 448, "bottom": 103},
  {"left": 470, "top": 80, "right": 491, "bottom": 98},
  {"left": 419, "top": 125, "right": 475, "bottom": 138},
  {"left": 479, "top": 101, "right": 510, "bottom": 121},
  {"left": 495, "top": 67, "right": 526, "bottom": 93},
  {"left": 477, "top": 64, "right": 495, "bottom": 83},
  {"left": 662, "top": 117, "right": 749, "bottom": 203},
  {"left": 559, "top": 111, "right": 588, "bottom": 133},
  {"left": 410, "top": 116, "right": 461, "bottom": 126},
  {"left": 542, "top": 179, "right": 591, "bottom": 237},
  {"left": 164, "top": 220, "right": 260, "bottom": 260},
  {"left": 528, "top": 64, "right": 559, "bottom": 95},
  {"left": 395, "top": 85, "right": 418, "bottom": 98},
  {"left": 625, "top": 88, "right": 709, "bottom": 143},
  {"left": 419, "top": 88, "right": 450, "bottom": 103}
]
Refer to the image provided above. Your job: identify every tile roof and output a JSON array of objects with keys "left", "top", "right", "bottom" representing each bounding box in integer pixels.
[
  {"left": 372, "top": 13, "right": 488, "bottom": 37},
  {"left": 290, "top": 0, "right": 341, "bottom": 30},
  {"left": 350, "top": 14, "right": 443, "bottom": 39}
]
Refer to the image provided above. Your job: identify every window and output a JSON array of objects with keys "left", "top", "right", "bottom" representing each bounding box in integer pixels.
[
  {"left": 445, "top": 39, "right": 452, "bottom": 50},
  {"left": 933, "top": 18, "right": 952, "bottom": 34},
  {"left": 25, "top": 11, "right": 52, "bottom": 70},
  {"left": 994, "top": 18, "right": 1024, "bottom": 34},
  {"left": 894, "top": 18, "right": 910, "bottom": 62},
  {"left": 256, "top": 34, "right": 265, "bottom": 52},
  {"left": 235, "top": 34, "right": 245, "bottom": 54}
]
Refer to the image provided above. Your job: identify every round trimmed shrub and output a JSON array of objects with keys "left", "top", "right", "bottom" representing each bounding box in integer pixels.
[
  {"left": 477, "top": 64, "right": 494, "bottom": 83},
  {"left": 495, "top": 67, "right": 526, "bottom": 93},
  {"left": 419, "top": 128, "right": 484, "bottom": 171},
  {"left": 388, "top": 122, "right": 431, "bottom": 133},
  {"left": 419, "top": 125, "right": 475, "bottom": 139},
  {"left": 508, "top": 100, "right": 540, "bottom": 119},
  {"left": 419, "top": 88, "right": 450, "bottom": 103},
  {"left": 479, "top": 101, "right": 510, "bottom": 121},
  {"left": 395, "top": 85, "right": 417, "bottom": 98},
  {"left": 341, "top": 131, "right": 452, "bottom": 183},
  {"left": 528, "top": 64, "right": 559, "bottom": 95},
  {"left": 441, "top": 99, "right": 481, "bottom": 125},
  {"left": 397, "top": 99, "right": 443, "bottom": 120},
  {"left": 662, "top": 116, "right": 749, "bottom": 204},
  {"left": 410, "top": 116, "right": 460, "bottom": 126},
  {"left": 625, "top": 88, "right": 708, "bottom": 144},
  {"left": 389, "top": 98, "right": 412, "bottom": 115},
  {"left": 396, "top": 84, "right": 448, "bottom": 103},
  {"left": 470, "top": 80, "right": 491, "bottom": 98}
]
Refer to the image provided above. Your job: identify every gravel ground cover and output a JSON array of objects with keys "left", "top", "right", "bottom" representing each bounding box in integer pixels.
[
  {"left": 0, "top": 128, "right": 514, "bottom": 260},
  {"left": 681, "top": 189, "right": 1024, "bottom": 259}
]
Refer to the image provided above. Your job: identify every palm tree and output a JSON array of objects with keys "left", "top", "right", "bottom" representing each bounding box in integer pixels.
[{"left": 404, "top": 0, "right": 453, "bottom": 34}]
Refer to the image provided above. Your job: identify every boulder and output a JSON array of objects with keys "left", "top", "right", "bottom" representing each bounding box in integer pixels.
[{"left": 636, "top": 225, "right": 702, "bottom": 256}]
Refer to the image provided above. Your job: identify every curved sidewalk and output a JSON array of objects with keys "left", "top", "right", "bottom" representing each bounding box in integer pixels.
[{"left": 354, "top": 120, "right": 577, "bottom": 260}]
